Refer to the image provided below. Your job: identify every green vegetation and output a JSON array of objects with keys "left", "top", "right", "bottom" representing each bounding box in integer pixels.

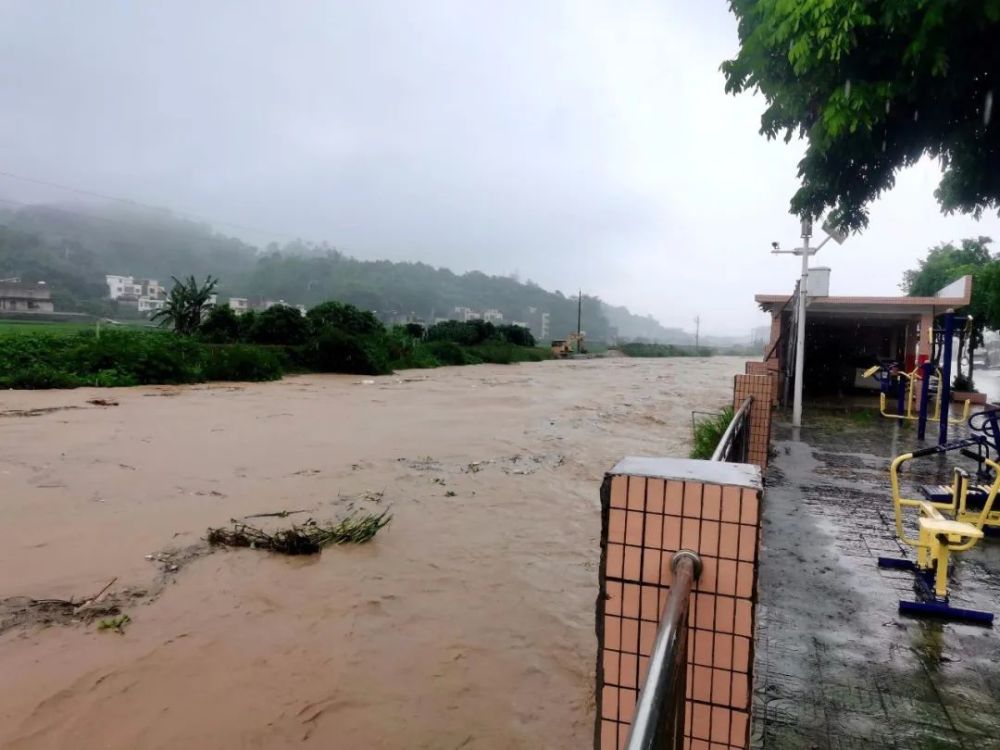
[
  {"left": 850, "top": 408, "right": 877, "bottom": 426},
  {"left": 902, "top": 236, "right": 996, "bottom": 385},
  {"left": 97, "top": 614, "right": 131, "bottom": 633},
  {"left": 953, "top": 373, "right": 975, "bottom": 393},
  {"left": 207, "top": 511, "right": 392, "bottom": 555},
  {"left": 0, "top": 329, "right": 278, "bottom": 388},
  {"left": 151, "top": 275, "right": 219, "bottom": 334},
  {"left": 0, "top": 287, "right": 551, "bottom": 389},
  {"left": 723, "top": 1, "right": 1000, "bottom": 231},
  {"left": 690, "top": 407, "right": 735, "bottom": 460},
  {"left": 617, "top": 343, "right": 712, "bottom": 358},
  {"left": 0, "top": 320, "right": 98, "bottom": 335}
]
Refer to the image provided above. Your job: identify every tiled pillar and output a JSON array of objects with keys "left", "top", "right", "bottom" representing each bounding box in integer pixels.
[
  {"left": 732, "top": 374, "right": 773, "bottom": 468},
  {"left": 918, "top": 312, "right": 934, "bottom": 363},
  {"left": 596, "top": 458, "right": 763, "bottom": 750},
  {"left": 744, "top": 362, "right": 778, "bottom": 407},
  {"left": 767, "top": 313, "right": 781, "bottom": 358}
]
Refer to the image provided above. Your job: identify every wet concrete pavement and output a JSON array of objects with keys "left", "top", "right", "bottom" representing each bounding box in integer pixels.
[{"left": 753, "top": 410, "right": 1000, "bottom": 749}]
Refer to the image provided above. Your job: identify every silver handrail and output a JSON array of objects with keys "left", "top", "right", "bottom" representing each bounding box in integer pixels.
[
  {"left": 711, "top": 396, "right": 753, "bottom": 463},
  {"left": 625, "top": 551, "right": 703, "bottom": 750}
]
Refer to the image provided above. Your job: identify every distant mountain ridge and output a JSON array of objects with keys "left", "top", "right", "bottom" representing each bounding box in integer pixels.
[{"left": 0, "top": 201, "right": 689, "bottom": 342}]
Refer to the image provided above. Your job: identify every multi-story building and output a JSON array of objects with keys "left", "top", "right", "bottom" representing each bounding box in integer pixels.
[
  {"left": 106, "top": 275, "right": 143, "bottom": 300},
  {"left": 525, "top": 307, "right": 550, "bottom": 340},
  {"left": 0, "top": 281, "right": 55, "bottom": 313},
  {"left": 137, "top": 297, "right": 166, "bottom": 313},
  {"left": 452, "top": 306, "right": 482, "bottom": 322},
  {"left": 228, "top": 297, "right": 249, "bottom": 314},
  {"left": 483, "top": 309, "right": 504, "bottom": 324},
  {"left": 137, "top": 278, "right": 166, "bottom": 300}
]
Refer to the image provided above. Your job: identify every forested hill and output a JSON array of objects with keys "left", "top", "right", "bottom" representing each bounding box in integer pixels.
[{"left": 0, "top": 202, "right": 684, "bottom": 341}]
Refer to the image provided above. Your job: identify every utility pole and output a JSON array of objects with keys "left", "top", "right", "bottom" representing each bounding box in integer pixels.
[
  {"left": 694, "top": 315, "right": 700, "bottom": 351},
  {"left": 576, "top": 290, "right": 583, "bottom": 354},
  {"left": 792, "top": 220, "right": 811, "bottom": 427},
  {"left": 771, "top": 217, "right": 846, "bottom": 428}
]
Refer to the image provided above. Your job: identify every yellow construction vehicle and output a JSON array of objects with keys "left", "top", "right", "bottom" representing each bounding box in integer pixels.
[{"left": 551, "top": 332, "right": 585, "bottom": 358}]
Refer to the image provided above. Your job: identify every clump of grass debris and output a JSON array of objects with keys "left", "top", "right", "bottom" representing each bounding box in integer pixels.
[
  {"left": 690, "top": 406, "right": 735, "bottom": 459},
  {"left": 207, "top": 511, "right": 391, "bottom": 555},
  {"left": 98, "top": 613, "right": 131, "bottom": 633}
]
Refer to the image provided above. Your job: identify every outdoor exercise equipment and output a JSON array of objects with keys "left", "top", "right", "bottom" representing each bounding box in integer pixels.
[
  {"left": 864, "top": 311, "right": 973, "bottom": 443},
  {"left": 918, "top": 407, "right": 1000, "bottom": 530},
  {"left": 878, "top": 439, "right": 999, "bottom": 624},
  {"left": 865, "top": 362, "right": 971, "bottom": 427}
]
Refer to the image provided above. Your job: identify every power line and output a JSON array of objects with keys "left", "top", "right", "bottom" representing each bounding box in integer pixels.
[{"left": 0, "top": 168, "right": 303, "bottom": 242}]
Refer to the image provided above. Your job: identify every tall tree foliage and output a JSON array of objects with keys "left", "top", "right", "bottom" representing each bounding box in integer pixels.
[
  {"left": 903, "top": 238, "right": 996, "bottom": 382},
  {"left": 723, "top": 1, "right": 1000, "bottom": 230},
  {"left": 902, "top": 237, "right": 993, "bottom": 297},
  {"left": 153, "top": 275, "right": 218, "bottom": 335}
]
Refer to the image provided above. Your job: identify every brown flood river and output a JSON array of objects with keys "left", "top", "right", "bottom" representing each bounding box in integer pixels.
[{"left": 0, "top": 356, "right": 742, "bottom": 749}]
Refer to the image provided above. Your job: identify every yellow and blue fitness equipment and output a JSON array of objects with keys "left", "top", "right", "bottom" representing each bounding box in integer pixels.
[
  {"left": 864, "top": 363, "right": 971, "bottom": 426},
  {"left": 867, "top": 311, "right": 977, "bottom": 444},
  {"left": 878, "top": 438, "right": 999, "bottom": 624},
  {"left": 918, "top": 408, "right": 1000, "bottom": 529}
]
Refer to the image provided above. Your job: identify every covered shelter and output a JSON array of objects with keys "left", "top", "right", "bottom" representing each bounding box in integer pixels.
[{"left": 756, "top": 276, "right": 972, "bottom": 399}]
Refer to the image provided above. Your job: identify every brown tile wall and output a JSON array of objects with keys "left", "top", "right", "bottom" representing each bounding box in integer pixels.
[
  {"left": 732, "top": 374, "right": 772, "bottom": 469},
  {"left": 596, "top": 473, "right": 762, "bottom": 750},
  {"left": 764, "top": 359, "right": 781, "bottom": 406},
  {"left": 746, "top": 361, "right": 779, "bottom": 407},
  {"left": 767, "top": 314, "right": 781, "bottom": 356}
]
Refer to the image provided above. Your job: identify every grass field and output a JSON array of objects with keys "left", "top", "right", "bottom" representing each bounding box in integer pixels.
[{"left": 0, "top": 319, "right": 154, "bottom": 335}]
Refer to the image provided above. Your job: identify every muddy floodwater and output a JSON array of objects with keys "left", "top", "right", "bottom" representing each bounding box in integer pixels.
[{"left": 0, "top": 357, "right": 742, "bottom": 749}]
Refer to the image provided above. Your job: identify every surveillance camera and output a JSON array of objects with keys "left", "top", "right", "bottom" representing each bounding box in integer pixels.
[{"left": 771, "top": 241, "right": 780, "bottom": 250}]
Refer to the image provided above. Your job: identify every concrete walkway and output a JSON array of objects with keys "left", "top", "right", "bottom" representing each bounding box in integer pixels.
[{"left": 753, "top": 411, "right": 1000, "bottom": 749}]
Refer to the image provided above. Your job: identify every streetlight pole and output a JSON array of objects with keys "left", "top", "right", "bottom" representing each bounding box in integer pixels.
[
  {"left": 792, "top": 219, "right": 811, "bottom": 427},
  {"left": 772, "top": 217, "right": 845, "bottom": 428}
]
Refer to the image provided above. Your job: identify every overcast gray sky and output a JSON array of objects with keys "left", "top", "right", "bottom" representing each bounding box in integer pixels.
[{"left": 2, "top": 1, "right": 999, "bottom": 335}]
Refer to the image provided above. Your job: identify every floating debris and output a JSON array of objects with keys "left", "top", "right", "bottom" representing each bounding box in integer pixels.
[
  {"left": 98, "top": 613, "right": 131, "bottom": 634},
  {"left": 87, "top": 398, "right": 119, "bottom": 407},
  {"left": 243, "top": 508, "right": 313, "bottom": 520},
  {"left": 207, "top": 512, "right": 391, "bottom": 555},
  {"left": 0, "top": 406, "right": 81, "bottom": 418},
  {"left": 0, "top": 576, "right": 125, "bottom": 634}
]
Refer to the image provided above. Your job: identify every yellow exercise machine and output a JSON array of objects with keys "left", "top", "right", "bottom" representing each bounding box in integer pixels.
[
  {"left": 879, "top": 439, "right": 999, "bottom": 624},
  {"left": 863, "top": 363, "right": 970, "bottom": 425}
]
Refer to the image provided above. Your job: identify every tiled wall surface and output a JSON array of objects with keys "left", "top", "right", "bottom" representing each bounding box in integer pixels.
[
  {"left": 767, "top": 315, "right": 781, "bottom": 356},
  {"left": 746, "top": 361, "right": 780, "bottom": 407},
  {"left": 732, "top": 374, "right": 773, "bottom": 469},
  {"left": 764, "top": 359, "right": 781, "bottom": 406},
  {"left": 596, "top": 461, "right": 763, "bottom": 750}
]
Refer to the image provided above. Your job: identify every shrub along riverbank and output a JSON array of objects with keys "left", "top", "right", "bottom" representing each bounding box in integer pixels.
[{"left": 0, "top": 303, "right": 551, "bottom": 389}]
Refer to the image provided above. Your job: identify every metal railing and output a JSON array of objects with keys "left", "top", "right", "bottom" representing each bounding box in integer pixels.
[
  {"left": 711, "top": 396, "right": 753, "bottom": 463},
  {"left": 624, "top": 551, "right": 703, "bottom": 750}
]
